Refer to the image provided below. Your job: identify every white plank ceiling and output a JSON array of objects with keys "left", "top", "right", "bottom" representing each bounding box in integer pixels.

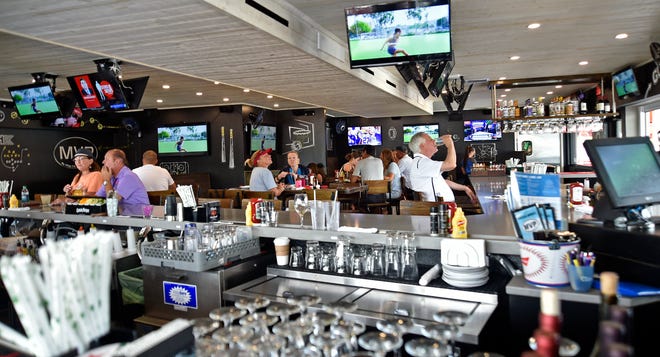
[{"left": 0, "top": 0, "right": 658, "bottom": 118}]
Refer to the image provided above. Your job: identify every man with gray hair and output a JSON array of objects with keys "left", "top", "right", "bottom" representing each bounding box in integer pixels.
[{"left": 409, "top": 132, "right": 476, "bottom": 202}]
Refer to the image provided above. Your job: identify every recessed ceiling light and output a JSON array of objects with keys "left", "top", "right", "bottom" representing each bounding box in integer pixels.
[
  {"left": 555, "top": 85, "right": 563, "bottom": 88},
  {"left": 509, "top": 55, "right": 520, "bottom": 61},
  {"left": 504, "top": 88, "right": 511, "bottom": 92},
  {"left": 527, "top": 23, "right": 541, "bottom": 29},
  {"left": 267, "top": 95, "right": 273, "bottom": 99},
  {"left": 274, "top": 103, "right": 279, "bottom": 108},
  {"left": 498, "top": 77, "right": 507, "bottom": 80},
  {"left": 615, "top": 33, "right": 628, "bottom": 39},
  {"left": 162, "top": 84, "right": 170, "bottom": 89},
  {"left": 156, "top": 99, "right": 163, "bottom": 103},
  {"left": 500, "top": 94, "right": 507, "bottom": 98},
  {"left": 546, "top": 91, "right": 553, "bottom": 95},
  {"left": 214, "top": 81, "right": 220, "bottom": 85},
  {"left": 117, "top": 75, "right": 123, "bottom": 79},
  {"left": 196, "top": 92, "right": 203, "bottom": 96},
  {"left": 578, "top": 61, "right": 589, "bottom": 66},
  {"left": 243, "top": 89, "right": 250, "bottom": 93},
  {"left": 222, "top": 97, "right": 229, "bottom": 102}
]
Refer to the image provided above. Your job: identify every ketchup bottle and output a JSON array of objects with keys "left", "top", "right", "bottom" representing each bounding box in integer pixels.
[{"left": 569, "top": 182, "right": 584, "bottom": 205}]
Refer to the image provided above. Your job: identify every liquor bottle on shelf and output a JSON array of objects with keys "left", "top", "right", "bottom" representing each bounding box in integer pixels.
[
  {"left": 578, "top": 90, "right": 588, "bottom": 114},
  {"left": 603, "top": 97, "right": 611, "bottom": 113}
]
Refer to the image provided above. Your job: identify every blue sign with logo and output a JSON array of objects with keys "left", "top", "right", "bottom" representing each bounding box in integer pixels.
[{"left": 163, "top": 281, "right": 198, "bottom": 309}]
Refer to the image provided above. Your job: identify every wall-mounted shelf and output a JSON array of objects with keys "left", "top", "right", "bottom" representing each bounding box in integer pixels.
[
  {"left": 488, "top": 73, "right": 617, "bottom": 121},
  {"left": 492, "top": 112, "right": 621, "bottom": 121}
]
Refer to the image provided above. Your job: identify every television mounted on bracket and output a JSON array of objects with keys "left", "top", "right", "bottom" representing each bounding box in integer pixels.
[
  {"left": 344, "top": 0, "right": 452, "bottom": 69},
  {"left": 67, "top": 71, "right": 129, "bottom": 111},
  {"left": 7, "top": 82, "right": 61, "bottom": 119}
]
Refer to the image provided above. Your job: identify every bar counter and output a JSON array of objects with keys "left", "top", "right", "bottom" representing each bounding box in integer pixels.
[{"left": 0, "top": 177, "right": 521, "bottom": 254}]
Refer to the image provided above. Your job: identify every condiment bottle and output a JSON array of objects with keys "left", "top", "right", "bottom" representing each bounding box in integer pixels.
[
  {"left": 569, "top": 182, "right": 584, "bottom": 205},
  {"left": 429, "top": 206, "right": 440, "bottom": 236},
  {"left": 451, "top": 207, "right": 467, "bottom": 238},
  {"left": 9, "top": 194, "right": 19, "bottom": 209}
]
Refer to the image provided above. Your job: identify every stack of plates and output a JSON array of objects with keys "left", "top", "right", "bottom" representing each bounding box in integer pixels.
[{"left": 442, "top": 264, "right": 489, "bottom": 288}]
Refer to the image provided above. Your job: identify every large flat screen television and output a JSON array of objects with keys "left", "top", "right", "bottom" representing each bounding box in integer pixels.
[
  {"left": 122, "top": 76, "right": 149, "bottom": 109},
  {"left": 348, "top": 126, "right": 382, "bottom": 146},
  {"left": 67, "top": 72, "right": 129, "bottom": 111},
  {"left": 583, "top": 137, "right": 660, "bottom": 210},
  {"left": 8, "top": 82, "right": 61, "bottom": 119},
  {"left": 344, "top": 0, "right": 452, "bottom": 68},
  {"left": 403, "top": 123, "right": 439, "bottom": 143},
  {"left": 612, "top": 67, "right": 641, "bottom": 99},
  {"left": 157, "top": 123, "right": 209, "bottom": 156},
  {"left": 463, "top": 120, "right": 501, "bottom": 141},
  {"left": 250, "top": 125, "right": 277, "bottom": 152}
]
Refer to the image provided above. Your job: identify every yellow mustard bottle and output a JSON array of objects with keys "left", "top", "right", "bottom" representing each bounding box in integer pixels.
[
  {"left": 451, "top": 207, "right": 468, "bottom": 238},
  {"left": 245, "top": 204, "right": 253, "bottom": 226},
  {"left": 9, "top": 194, "right": 19, "bottom": 209}
]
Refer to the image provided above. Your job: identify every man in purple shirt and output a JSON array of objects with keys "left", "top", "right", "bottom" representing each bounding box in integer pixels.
[{"left": 96, "top": 149, "right": 149, "bottom": 205}]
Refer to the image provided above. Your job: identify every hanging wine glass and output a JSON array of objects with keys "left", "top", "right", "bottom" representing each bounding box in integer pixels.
[
  {"left": 293, "top": 193, "right": 310, "bottom": 228},
  {"left": 405, "top": 337, "right": 452, "bottom": 357},
  {"left": 434, "top": 310, "right": 468, "bottom": 357},
  {"left": 358, "top": 331, "right": 403, "bottom": 357},
  {"left": 211, "top": 325, "right": 254, "bottom": 349},
  {"left": 528, "top": 335, "right": 580, "bottom": 357},
  {"left": 209, "top": 306, "right": 247, "bottom": 328}
]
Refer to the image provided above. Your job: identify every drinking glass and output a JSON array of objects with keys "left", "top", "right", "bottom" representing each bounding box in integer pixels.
[
  {"left": 358, "top": 331, "right": 403, "bottom": 357},
  {"left": 211, "top": 325, "right": 253, "bottom": 349},
  {"left": 405, "top": 337, "right": 451, "bottom": 357},
  {"left": 385, "top": 245, "right": 401, "bottom": 279},
  {"left": 266, "top": 302, "right": 300, "bottom": 323},
  {"left": 401, "top": 234, "right": 418, "bottom": 281},
  {"left": 370, "top": 243, "right": 385, "bottom": 276},
  {"left": 310, "top": 331, "right": 342, "bottom": 357},
  {"left": 293, "top": 193, "right": 310, "bottom": 228},
  {"left": 528, "top": 335, "right": 581, "bottom": 357},
  {"left": 209, "top": 306, "right": 247, "bottom": 328},
  {"left": 305, "top": 240, "right": 321, "bottom": 270},
  {"left": 234, "top": 296, "right": 271, "bottom": 314},
  {"left": 433, "top": 311, "right": 468, "bottom": 357},
  {"left": 287, "top": 294, "right": 321, "bottom": 322},
  {"left": 290, "top": 246, "right": 305, "bottom": 268}
]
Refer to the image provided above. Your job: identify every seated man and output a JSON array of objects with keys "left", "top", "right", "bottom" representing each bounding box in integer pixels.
[
  {"left": 247, "top": 148, "right": 285, "bottom": 197},
  {"left": 96, "top": 149, "right": 150, "bottom": 205},
  {"left": 276, "top": 150, "right": 310, "bottom": 185},
  {"left": 133, "top": 150, "right": 176, "bottom": 191}
]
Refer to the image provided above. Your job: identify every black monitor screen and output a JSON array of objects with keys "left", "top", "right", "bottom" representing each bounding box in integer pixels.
[
  {"left": 584, "top": 137, "right": 660, "bottom": 209},
  {"left": 8, "top": 82, "right": 61, "bottom": 119}
]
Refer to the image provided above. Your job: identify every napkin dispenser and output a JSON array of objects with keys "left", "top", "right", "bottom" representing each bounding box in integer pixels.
[{"left": 183, "top": 201, "right": 221, "bottom": 222}]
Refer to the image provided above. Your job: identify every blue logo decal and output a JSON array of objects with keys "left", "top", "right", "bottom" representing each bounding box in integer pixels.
[{"left": 163, "top": 281, "right": 198, "bottom": 309}]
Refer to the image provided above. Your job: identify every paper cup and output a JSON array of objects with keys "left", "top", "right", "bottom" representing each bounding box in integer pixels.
[{"left": 274, "top": 237, "right": 290, "bottom": 266}]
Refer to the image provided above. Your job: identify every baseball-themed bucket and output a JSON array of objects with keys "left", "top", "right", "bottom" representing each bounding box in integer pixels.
[{"left": 519, "top": 238, "right": 580, "bottom": 287}]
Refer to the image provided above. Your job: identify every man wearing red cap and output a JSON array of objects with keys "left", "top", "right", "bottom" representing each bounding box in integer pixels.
[{"left": 247, "top": 148, "right": 285, "bottom": 197}]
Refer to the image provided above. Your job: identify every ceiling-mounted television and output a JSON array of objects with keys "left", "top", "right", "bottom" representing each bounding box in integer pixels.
[
  {"left": 612, "top": 67, "right": 641, "bottom": 99},
  {"left": 157, "top": 122, "right": 209, "bottom": 156},
  {"left": 121, "top": 76, "right": 149, "bottom": 109},
  {"left": 250, "top": 125, "right": 277, "bottom": 152},
  {"left": 344, "top": 0, "right": 452, "bottom": 68},
  {"left": 348, "top": 126, "right": 382, "bottom": 147},
  {"left": 8, "top": 82, "right": 61, "bottom": 119},
  {"left": 67, "top": 71, "right": 129, "bottom": 111},
  {"left": 464, "top": 120, "right": 501, "bottom": 141},
  {"left": 403, "top": 123, "right": 439, "bottom": 143}
]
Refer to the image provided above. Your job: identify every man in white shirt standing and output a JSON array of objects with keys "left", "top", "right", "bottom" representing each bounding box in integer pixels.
[
  {"left": 351, "top": 146, "right": 384, "bottom": 183},
  {"left": 133, "top": 150, "right": 176, "bottom": 191},
  {"left": 409, "top": 132, "right": 476, "bottom": 202}
]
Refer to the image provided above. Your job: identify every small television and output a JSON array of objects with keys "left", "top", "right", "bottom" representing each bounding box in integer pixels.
[
  {"left": 347, "top": 126, "right": 382, "bottom": 146},
  {"left": 463, "top": 120, "right": 501, "bottom": 141},
  {"left": 250, "top": 125, "right": 277, "bottom": 152},
  {"left": 612, "top": 67, "right": 641, "bottom": 99},
  {"left": 67, "top": 72, "right": 129, "bottom": 111},
  {"left": 7, "top": 82, "right": 61, "bottom": 119},
  {"left": 583, "top": 137, "right": 660, "bottom": 210},
  {"left": 403, "top": 124, "right": 439, "bottom": 143},
  {"left": 157, "top": 122, "right": 209, "bottom": 156},
  {"left": 345, "top": 0, "right": 452, "bottom": 68}
]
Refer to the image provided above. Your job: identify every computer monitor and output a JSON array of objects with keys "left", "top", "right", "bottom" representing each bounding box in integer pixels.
[{"left": 583, "top": 137, "right": 660, "bottom": 223}]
